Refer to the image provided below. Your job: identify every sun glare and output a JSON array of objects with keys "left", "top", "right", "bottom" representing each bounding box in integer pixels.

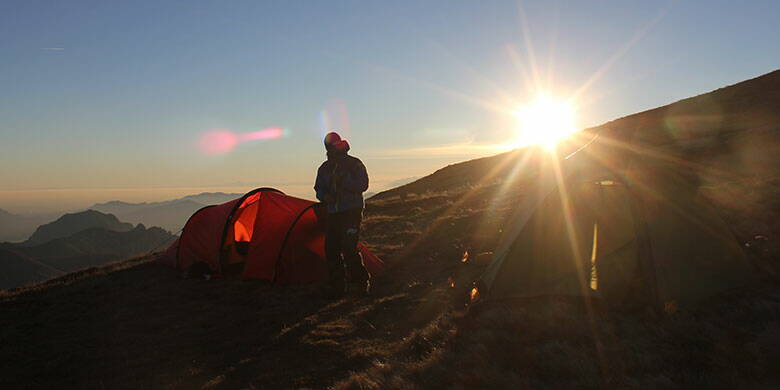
[{"left": 513, "top": 95, "right": 579, "bottom": 150}]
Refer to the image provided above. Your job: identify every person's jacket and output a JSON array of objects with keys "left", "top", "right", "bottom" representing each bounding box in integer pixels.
[{"left": 314, "top": 152, "right": 369, "bottom": 213}]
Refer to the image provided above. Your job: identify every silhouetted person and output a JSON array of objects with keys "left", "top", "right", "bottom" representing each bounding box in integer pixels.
[{"left": 314, "top": 132, "right": 370, "bottom": 297}]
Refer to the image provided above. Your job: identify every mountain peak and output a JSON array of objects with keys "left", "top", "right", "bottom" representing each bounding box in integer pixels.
[
  {"left": 24, "top": 210, "right": 134, "bottom": 246},
  {"left": 88, "top": 192, "right": 244, "bottom": 232}
]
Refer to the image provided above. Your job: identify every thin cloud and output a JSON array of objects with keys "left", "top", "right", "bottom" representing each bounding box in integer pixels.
[
  {"left": 41, "top": 47, "right": 65, "bottom": 51},
  {"left": 371, "top": 140, "right": 510, "bottom": 160}
]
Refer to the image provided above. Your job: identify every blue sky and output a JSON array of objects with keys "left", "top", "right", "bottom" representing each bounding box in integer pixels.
[{"left": 1, "top": 0, "right": 778, "bottom": 212}]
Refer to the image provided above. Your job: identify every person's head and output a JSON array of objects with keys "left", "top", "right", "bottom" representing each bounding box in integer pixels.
[
  {"left": 324, "top": 132, "right": 341, "bottom": 150},
  {"left": 324, "top": 131, "right": 350, "bottom": 155}
]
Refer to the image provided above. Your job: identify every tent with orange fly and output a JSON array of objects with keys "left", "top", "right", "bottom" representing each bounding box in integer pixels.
[{"left": 158, "top": 188, "right": 384, "bottom": 284}]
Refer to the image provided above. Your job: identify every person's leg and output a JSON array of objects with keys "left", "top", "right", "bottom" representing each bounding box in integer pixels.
[
  {"left": 324, "top": 212, "right": 345, "bottom": 296},
  {"left": 342, "top": 208, "right": 369, "bottom": 292}
]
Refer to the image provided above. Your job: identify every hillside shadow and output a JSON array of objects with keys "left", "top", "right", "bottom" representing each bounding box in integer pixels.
[{"left": 0, "top": 261, "right": 331, "bottom": 389}]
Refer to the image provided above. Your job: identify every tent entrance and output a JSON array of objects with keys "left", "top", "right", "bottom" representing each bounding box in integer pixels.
[
  {"left": 577, "top": 178, "right": 644, "bottom": 305},
  {"left": 220, "top": 191, "right": 266, "bottom": 275},
  {"left": 233, "top": 192, "right": 262, "bottom": 255}
]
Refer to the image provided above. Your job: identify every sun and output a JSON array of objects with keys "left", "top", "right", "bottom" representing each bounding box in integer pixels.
[{"left": 513, "top": 94, "right": 579, "bottom": 150}]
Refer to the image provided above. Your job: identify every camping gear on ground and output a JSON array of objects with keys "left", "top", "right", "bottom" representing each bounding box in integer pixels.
[{"left": 158, "top": 188, "right": 383, "bottom": 284}]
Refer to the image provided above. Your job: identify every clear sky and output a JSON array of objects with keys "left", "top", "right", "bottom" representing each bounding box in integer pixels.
[{"left": 1, "top": 0, "right": 778, "bottom": 213}]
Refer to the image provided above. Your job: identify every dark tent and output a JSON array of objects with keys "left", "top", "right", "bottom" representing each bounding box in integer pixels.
[
  {"left": 159, "top": 188, "right": 383, "bottom": 284},
  {"left": 475, "top": 133, "right": 754, "bottom": 308}
]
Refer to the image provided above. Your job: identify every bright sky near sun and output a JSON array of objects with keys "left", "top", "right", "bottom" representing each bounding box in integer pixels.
[{"left": 1, "top": 0, "right": 779, "bottom": 213}]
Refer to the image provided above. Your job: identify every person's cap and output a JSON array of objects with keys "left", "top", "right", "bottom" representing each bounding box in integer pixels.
[
  {"left": 334, "top": 139, "right": 350, "bottom": 153},
  {"left": 324, "top": 132, "right": 342, "bottom": 150}
]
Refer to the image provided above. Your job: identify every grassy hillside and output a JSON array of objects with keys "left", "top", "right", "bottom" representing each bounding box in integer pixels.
[{"left": 1, "top": 70, "right": 779, "bottom": 388}]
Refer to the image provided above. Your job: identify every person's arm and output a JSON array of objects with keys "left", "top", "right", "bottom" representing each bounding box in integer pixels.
[
  {"left": 314, "top": 165, "right": 329, "bottom": 202},
  {"left": 340, "top": 160, "right": 369, "bottom": 193}
]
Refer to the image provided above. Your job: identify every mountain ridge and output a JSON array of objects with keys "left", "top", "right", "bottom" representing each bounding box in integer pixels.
[
  {"left": 89, "top": 192, "right": 244, "bottom": 212},
  {"left": 0, "top": 248, "right": 63, "bottom": 290},
  {"left": 374, "top": 69, "right": 780, "bottom": 201},
  {"left": 0, "top": 224, "right": 175, "bottom": 289},
  {"left": 0, "top": 209, "right": 57, "bottom": 243},
  {"left": 24, "top": 210, "right": 135, "bottom": 246},
  {"left": 90, "top": 192, "right": 244, "bottom": 232}
]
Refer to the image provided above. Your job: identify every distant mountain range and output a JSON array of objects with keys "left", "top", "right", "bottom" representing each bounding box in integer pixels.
[
  {"left": 0, "top": 209, "right": 58, "bottom": 243},
  {"left": 24, "top": 209, "right": 134, "bottom": 246},
  {"left": 0, "top": 192, "right": 242, "bottom": 244},
  {"left": 89, "top": 192, "right": 243, "bottom": 232},
  {"left": 0, "top": 210, "right": 175, "bottom": 289}
]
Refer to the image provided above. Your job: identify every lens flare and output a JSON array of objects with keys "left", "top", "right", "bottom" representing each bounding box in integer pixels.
[
  {"left": 199, "top": 127, "right": 286, "bottom": 155},
  {"left": 239, "top": 127, "right": 286, "bottom": 142},
  {"left": 200, "top": 129, "right": 238, "bottom": 155},
  {"left": 318, "top": 99, "right": 351, "bottom": 138}
]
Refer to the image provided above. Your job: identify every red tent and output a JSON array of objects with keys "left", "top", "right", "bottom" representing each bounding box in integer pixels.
[{"left": 158, "top": 188, "right": 384, "bottom": 284}]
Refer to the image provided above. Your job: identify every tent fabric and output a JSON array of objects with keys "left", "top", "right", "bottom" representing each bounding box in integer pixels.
[
  {"left": 478, "top": 132, "right": 754, "bottom": 308},
  {"left": 158, "top": 188, "right": 384, "bottom": 284},
  {"left": 178, "top": 202, "right": 239, "bottom": 272}
]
